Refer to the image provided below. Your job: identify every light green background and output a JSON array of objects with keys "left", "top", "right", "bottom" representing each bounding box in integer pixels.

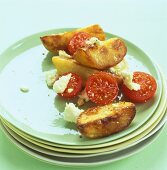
[{"left": 0, "top": 0, "right": 167, "bottom": 169}]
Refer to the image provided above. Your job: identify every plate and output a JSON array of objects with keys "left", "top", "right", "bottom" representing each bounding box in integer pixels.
[
  {"left": 1, "top": 66, "right": 166, "bottom": 152},
  {"left": 0, "top": 119, "right": 165, "bottom": 167},
  {"left": 2, "top": 67, "right": 166, "bottom": 154},
  {"left": 2, "top": 104, "right": 167, "bottom": 157},
  {"left": 0, "top": 28, "right": 162, "bottom": 145},
  {"left": 2, "top": 100, "right": 166, "bottom": 154}
]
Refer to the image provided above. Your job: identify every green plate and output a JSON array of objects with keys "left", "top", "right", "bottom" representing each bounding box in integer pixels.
[
  {"left": 0, "top": 119, "right": 165, "bottom": 167},
  {"left": 2, "top": 102, "right": 167, "bottom": 154},
  {"left": 2, "top": 74, "right": 166, "bottom": 154},
  {"left": 0, "top": 28, "right": 162, "bottom": 146},
  {"left": 1, "top": 67, "right": 166, "bottom": 151},
  {"left": 2, "top": 103, "right": 167, "bottom": 157}
]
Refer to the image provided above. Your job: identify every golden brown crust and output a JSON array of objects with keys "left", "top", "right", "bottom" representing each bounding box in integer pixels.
[
  {"left": 77, "top": 102, "right": 136, "bottom": 138},
  {"left": 73, "top": 38, "right": 127, "bottom": 70},
  {"left": 40, "top": 24, "right": 105, "bottom": 53}
]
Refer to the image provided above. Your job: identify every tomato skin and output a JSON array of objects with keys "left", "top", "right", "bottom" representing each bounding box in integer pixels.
[
  {"left": 122, "top": 72, "right": 157, "bottom": 103},
  {"left": 85, "top": 72, "right": 119, "bottom": 105},
  {"left": 68, "top": 32, "right": 91, "bottom": 55},
  {"left": 58, "top": 73, "right": 82, "bottom": 98}
]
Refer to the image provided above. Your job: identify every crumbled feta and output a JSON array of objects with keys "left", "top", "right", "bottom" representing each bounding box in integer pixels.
[
  {"left": 77, "top": 89, "right": 90, "bottom": 106},
  {"left": 45, "top": 69, "right": 57, "bottom": 87},
  {"left": 110, "top": 59, "right": 140, "bottom": 90},
  {"left": 59, "top": 50, "right": 72, "bottom": 58},
  {"left": 111, "top": 59, "right": 129, "bottom": 71},
  {"left": 67, "top": 88, "right": 73, "bottom": 93},
  {"left": 20, "top": 87, "right": 29, "bottom": 93},
  {"left": 53, "top": 73, "right": 71, "bottom": 93},
  {"left": 85, "top": 37, "right": 103, "bottom": 46},
  {"left": 120, "top": 70, "right": 140, "bottom": 90},
  {"left": 78, "top": 89, "right": 89, "bottom": 102},
  {"left": 63, "top": 103, "right": 84, "bottom": 123}
]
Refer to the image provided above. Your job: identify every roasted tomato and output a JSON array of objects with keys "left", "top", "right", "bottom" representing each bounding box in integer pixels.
[
  {"left": 122, "top": 71, "right": 157, "bottom": 103},
  {"left": 59, "top": 73, "right": 82, "bottom": 98},
  {"left": 68, "top": 32, "right": 91, "bottom": 55},
  {"left": 85, "top": 72, "right": 119, "bottom": 105}
]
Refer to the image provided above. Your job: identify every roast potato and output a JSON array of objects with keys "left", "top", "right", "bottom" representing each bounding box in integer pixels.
[
  {"left": 77, "top": 102, "right": 136, "bottom": 138},
  {"left": 73, "top": 38, "right": 127, "bottom": 70},
  {"left": 52, "top": 56, "right": 98, "bottom": 84},
  {"left": 40, "top": 24, "right": 105, "bottom": 53},
  {"left": 52, "top": 56, "right": 123, "bottom": 85}
]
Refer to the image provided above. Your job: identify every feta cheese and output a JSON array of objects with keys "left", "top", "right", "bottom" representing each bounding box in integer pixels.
[
  {"left": 110, "top": 59, "right": 140, "bottom": 91},
  {"left": 20, "top": 87, "right": 29, "bottom": 93},
  {"left": 67, "top": 88, "right": 74, "bottom": 93},
  {"left": 53, "top": 73, "right": 71, "bottom": 93},
  {"left": 59, "top": 50, "right": 72, "bottom": 58},
  {"left": 63, "top": 103, "right": 84, "bottom": 123},
  {"left": 45, "top": 69, "right": 57, "bottom": 87},
  {"left": 111, "top": 59, "right": 129, "bottom": 71},
  {"left": 85, "top": 37, "right": 103, "bottom": 46},
  {"left": 78, "top": 89, "right": 89, "bottom": 102},
  {"left": 77, "top": 89, "right": 89, "bottom": 106},
  {"left": 121, "top": 70, "right": 140, "bottom": 90}
]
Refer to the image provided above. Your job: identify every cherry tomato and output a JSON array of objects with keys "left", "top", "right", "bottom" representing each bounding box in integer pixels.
[
  {"left": 122, "top": 72, "right": 157, "bottom": 103},
  {"left": 68, "top": 32, "right": 91, "bottom": 55},
  {"left": 85, "top": 72, "right": 119, "bottom": 105},
  {"left": 59, "top": 73, "right": 82, "bottom": 98}
]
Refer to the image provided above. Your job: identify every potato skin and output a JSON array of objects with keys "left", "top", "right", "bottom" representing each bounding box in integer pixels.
[
  {"left": 73, "top": 38, "right": 127, "bottom": 70},
  {"left": 40, "top": 24, "right": 105, "bottom": 53},
  {"left": 77, "top": 102, "right": 136, "bottom": 139}
]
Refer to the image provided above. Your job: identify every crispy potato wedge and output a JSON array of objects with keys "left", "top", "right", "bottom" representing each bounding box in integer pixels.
[
  {"left": 52, "top": 56, "right": 98, "bottom": 84},
  {"left": 40, "top": 24, "right": 105, "bottom": 53},
  {"left": 52, "top": 56, "right": 123, "bottom": 86},
  {"left": 77, "top": 102, "right": 136, "bottom": 138},
  {"left": 73, "top": 38, "right": 127, "bottom": 69}
]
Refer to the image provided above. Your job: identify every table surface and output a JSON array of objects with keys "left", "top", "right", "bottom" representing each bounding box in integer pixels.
[{"left": 0, "top": 0, "right": 167, "bottom": 169}]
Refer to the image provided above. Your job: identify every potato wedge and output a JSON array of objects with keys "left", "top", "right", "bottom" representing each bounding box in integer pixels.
[
  {"left": 52, "top": 56, "right": 123, "bottom": 86},
  {"left": 52, "top": 56, "right": 98, "bottom": 84},
  {"left": 73, "top": 38, "right": 127, "bottom": 70},
  {"left": 77, "top": 102, "right": 136, "bottom": 138},
  {"left": 40, "top": 24, "right": 105, "bottom": 53}
]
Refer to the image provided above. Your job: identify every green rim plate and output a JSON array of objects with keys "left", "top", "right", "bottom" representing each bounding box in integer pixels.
[
  {"left": 1, "top": 67, "right": 166, "bottom": 154},
  {"left": 0, "top": 28, "right": 162, "bottom": 146},
  {"left": 2, "top": 104, "right": 167, "bottom": 156},
  {"left": 0, "top": 119, "right": 165, "bottom": 167}
]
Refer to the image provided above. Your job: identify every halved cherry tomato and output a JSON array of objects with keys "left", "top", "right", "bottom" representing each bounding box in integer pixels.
[
  {"left": 85, "top": 72, "right": 119, "bottom": 105},
  {"left": 122, "top": 71, "right": 157, "bottom": 103},
  {"left": 59, "top": 73, "right": 82, "bottom": 98},
  {"left": 68, "top": 32, "right": 91, "bottom": 55}
]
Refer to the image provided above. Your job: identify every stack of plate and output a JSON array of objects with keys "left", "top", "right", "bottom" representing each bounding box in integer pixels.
[{"left": 0, "top": 29, "right": 167, "bottom": 167}]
